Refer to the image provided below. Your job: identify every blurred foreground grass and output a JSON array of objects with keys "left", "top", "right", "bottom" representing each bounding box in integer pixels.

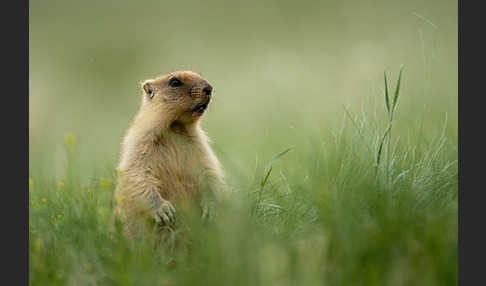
[
  {"left": 29, "top": 100, "right": 457, "bottom": 285},
  {"left": 29, "top": 0, "right": 457, "bottom": 285}
]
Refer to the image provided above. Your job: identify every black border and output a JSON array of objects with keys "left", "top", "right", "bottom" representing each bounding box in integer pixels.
[
  {"left": 458, "top": 0, "right": 484, "bottom": 285},
  {"left": 2, "top": 0, "right": 29, "bottom": 283}
]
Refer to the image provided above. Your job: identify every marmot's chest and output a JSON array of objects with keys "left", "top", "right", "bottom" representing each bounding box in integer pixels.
[{"left": 150, "top": 141, "right": 208, "bottom": 200}]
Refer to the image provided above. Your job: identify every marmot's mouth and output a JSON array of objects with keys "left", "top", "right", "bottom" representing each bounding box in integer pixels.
[
  {"left": 193, "top": 102, "right": 208, "bottom": 114},
  {"left": 192, "top": 97, "right": 210, "bottom": 114}
]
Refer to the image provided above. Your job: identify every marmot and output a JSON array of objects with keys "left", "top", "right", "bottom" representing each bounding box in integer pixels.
[{"left": 114, "top": 70, "right": 225, "bottom": 236}]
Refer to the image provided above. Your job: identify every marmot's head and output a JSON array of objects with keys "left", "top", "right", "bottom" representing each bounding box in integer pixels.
[{"left": 140, "top": 71, "right": 213, "bottom": 126}]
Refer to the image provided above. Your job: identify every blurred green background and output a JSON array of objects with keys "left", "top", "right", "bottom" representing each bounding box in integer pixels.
[{"left": 29, "top": 0, "right": 457, "bottom": 181}]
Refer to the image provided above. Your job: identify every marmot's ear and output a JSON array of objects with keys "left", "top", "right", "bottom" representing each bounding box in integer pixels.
[{"left": 142, "top": 80, "right": 154, "bottom": 99}]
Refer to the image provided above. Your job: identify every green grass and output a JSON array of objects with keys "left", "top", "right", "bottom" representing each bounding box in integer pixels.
[{"left": 29, "top": 67, "right": 457, "bottom": 285}]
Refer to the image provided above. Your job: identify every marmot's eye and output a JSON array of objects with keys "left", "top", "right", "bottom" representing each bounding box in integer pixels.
[{"left": 169, "top": 77, "right": 183, "bottom": 87}]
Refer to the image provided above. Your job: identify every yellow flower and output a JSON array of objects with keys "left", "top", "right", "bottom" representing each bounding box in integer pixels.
[
  {"left": 64, "top": 133, "right": 76, "bottom": 146},
  {"left": 99, "top": 178, "right": 112, "bottom": 188},
  {"left": 57, "top": 181, "right": 65, "bottom": 190},
  {"left": 56, "top": 214, "right": 63, "bottom": 220},
  {"left": 41, "top": 198, "right": 47, "bottom": 204}
]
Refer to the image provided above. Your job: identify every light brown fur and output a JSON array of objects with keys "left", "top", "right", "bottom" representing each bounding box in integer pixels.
[{"left": 114, "top": 71, "right": 225, "bottom": 236}]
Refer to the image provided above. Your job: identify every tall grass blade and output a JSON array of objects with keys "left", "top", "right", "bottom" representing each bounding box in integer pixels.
[
  {"left": 261, "top": 166, "right": 273, "bottom": 188},
  {"left": 255, "top": 147, "right": 293, "bottom": 214},
  {"left": 261, "top": 147, "right": 293, "bottom": 187},
  {"left": 376, "top": 124, "right": 392, "bottom": 167},
  {"left": 392, "top": 65, "right": 404, "bottom": 113},
  {"left": 384, "top": 71, "right": 390, "bottom": 115}
]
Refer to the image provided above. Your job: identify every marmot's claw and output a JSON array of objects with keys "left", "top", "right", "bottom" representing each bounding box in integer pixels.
[{"left": 153, "top": 201, "right": 176, "bottom": 226}]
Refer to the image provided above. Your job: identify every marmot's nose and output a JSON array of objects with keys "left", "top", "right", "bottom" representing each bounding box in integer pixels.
[{"left": 202, "top": 83, "right": 213, "bottom": 96}]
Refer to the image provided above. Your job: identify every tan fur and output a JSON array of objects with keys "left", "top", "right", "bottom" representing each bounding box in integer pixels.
[{"left": 114, "top": 71, "right": 225, "bottom": 236}]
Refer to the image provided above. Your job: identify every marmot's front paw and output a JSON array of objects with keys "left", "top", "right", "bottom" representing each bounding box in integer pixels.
[{"left": 153, "top": 200, "right": 176, "bottom": 226}]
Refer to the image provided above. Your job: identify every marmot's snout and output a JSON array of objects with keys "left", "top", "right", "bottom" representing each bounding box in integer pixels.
[
  {"left": 190, "top": 81, "right": 212, "bottom": 98},
  {"left": 191, "top": 81, "right": 213, "bottom": 114},
  {"left": 202, "top": 81, "right": 213, "bottom": 96}
]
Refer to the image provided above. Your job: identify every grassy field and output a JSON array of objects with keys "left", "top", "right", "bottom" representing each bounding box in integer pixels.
[{"left": 29, "top": 0, "right": 457, "bottom": 285}]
